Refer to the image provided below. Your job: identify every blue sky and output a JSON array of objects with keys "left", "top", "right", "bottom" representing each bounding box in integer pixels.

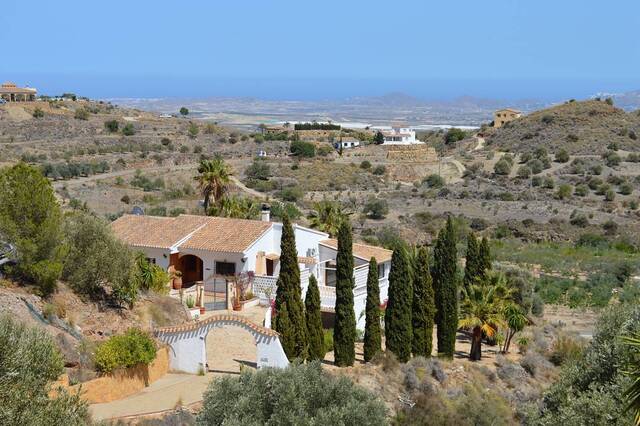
[{"left": 1, "top": 0, "right": 639, "bottom": 100}]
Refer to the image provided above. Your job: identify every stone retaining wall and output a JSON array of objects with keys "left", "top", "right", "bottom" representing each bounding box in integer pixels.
[{"left": 58, "top": 346, "right": 169, "bottom": 404}]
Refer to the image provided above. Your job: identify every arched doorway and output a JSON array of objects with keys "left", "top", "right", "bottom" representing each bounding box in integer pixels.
[{"left": 177, "top": 254, "right": 203, "bottom": 285}]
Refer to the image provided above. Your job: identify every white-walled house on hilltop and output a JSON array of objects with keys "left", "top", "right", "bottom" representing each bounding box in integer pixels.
[
  {"left": 378, "top": 127, "right": 423, "bottom": 145},
  {"left": 111, "top": 210, "right": 391, "bottom": 329}
]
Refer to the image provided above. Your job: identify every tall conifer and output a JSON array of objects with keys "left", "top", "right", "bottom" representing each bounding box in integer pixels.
[
  {"left": 333, "top": 220, "right": 356, "bottom": 366},
  {"left": 478, "top": 237, "right": 492, "bottom": 280},
  {"left": 412, "top": 246, "right": 434, "bottom": 357},
  {"left": 274, "top": 215, "right": 307, "bottom": 360},
  {"left": 385, "top": 247, "right": 412, "bottom": 362},
  {"left": 463, "top": 232, "right": 480, "bottom": 288},
  {"left": 363, "top": 257, "right": 381, "bottom": 362},
  {"left": 305, "top": 275, "right": 324, "bottom": 361},
  {"left": 432, "top": 216, "right": 458, "bottom": 358}
]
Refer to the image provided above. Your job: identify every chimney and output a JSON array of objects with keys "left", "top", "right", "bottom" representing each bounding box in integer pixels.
[{"left": 260, "top": 203, "right": 271, "bottom": 222}]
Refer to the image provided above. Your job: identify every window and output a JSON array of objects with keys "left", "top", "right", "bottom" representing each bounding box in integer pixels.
[
  {"left": 146, "top": 257, "right": 156, "bottom": 265},
  {"left": 378, "top": 263, "right": 386, "bottom": 278},
  {"left": 215, "top": 261, "right": 236, "bottom": 276}
]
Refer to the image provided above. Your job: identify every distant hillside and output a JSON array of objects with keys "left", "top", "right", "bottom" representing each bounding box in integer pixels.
[{"left": 487, "top": 100, "right": 640, "bottom": 155}]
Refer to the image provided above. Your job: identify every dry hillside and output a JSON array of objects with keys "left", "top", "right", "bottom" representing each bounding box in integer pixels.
[{"left": 488, "top": 100, "right": 640, "bottom": 155}]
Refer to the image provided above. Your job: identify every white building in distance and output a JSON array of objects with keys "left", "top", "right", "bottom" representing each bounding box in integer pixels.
[{"left": 378, "top": 127, "right": 423, "bottom": 145}]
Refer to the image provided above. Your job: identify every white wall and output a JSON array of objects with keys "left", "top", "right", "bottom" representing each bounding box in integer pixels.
[{"left": 130, "top": 246, "right": 171, "bottom": 270}]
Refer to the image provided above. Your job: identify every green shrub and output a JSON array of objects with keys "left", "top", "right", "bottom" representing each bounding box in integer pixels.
[
  {"left": 569, "top": 212, "right": 589, "bottom": 227},
  {"left": 104, "top": 120, "right": 119, "bottom": 133},
  {"left": 516, "top": 165, "right": 531, "bottom": 179},
  {"left": 444, "top": 128, "right": 467, "bottom": 145},
  {"left": 0, "top": 163, "right": 65, "bottom": 295},
  {"left": 188, "top": 122, "right": 199, "bottom": 138},
  {"left": 245, "top": 160, "right": 271, "bottom": 180},
  {"left": 604, "top": 151, "right": 621, "bottom": 167},
  {"left": 0, "top": 315, "right": 89, "bottom": 424},
  {"left": 63, "top": 212, "right": 138, "bottom": 302},
  {"left": 198, "top": 362, "right": 386, "bottom": 425},
  {"left": 527, "top": 159, "right": 544, "bottom": 174},
  {"left": 494, "top": 158, "right": 512, "bottom": 175},
  {"left": 122, "top": 123, "right": 135, "bottom": 136},
  {"left": 32, "top": 107, "right": 44, "bottom": 118},
  {"left": 619, "top": 182, "right": 633, "bottom": 195},
  {"left": 605, "top": 189, "right": 616, "bottom": 201},
  {"left": 548, "top": 333, "right": 585, "bottom": 366},
  {"left": 574, "top": 184, "right": 589, "bottom": 197},
  {"left": 423, "top": 173, "right": 445, "bottom": 188},
  {"left": 372, "top": 165, "right": 387, "bottom": 175},
  {"left": 555, "top": 149, "right": 570, "bottom": 163},
  {"left": 543, "top": 177, "right": 555, "bottom": 189},
  {"left": 323, "top": 328, "right": 334, "bottom": 355},
  {"left": 290, "top": 140, "right": 316, "bottom": 157},
  {"left": 363, "top": 198, "right": 389, "bottom": 219},
  {"left": 94, "top": 328, "right": 157, "bottom": 373},
  {"left": 278, "top": 186, "right": 304, "bottom": 202},
  {"left": 555, "top": 184, "right": 572, "bottom": 200},
  {"left": 527, "top": 304, "right": 639, "bottom": 425},
  {"left": 360, "top": 160, "right": 372, "bottom": 169},
  {"left": 74, "top": 108, "right": 89, "bottom": 120}
]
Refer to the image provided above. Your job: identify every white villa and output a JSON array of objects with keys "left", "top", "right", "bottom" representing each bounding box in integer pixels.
[
  {"left": 111, "top": 210, "right": 392, "bottom": 329},
  {"left": 380, "top": 127, "right": 423, "bottom": 145}
]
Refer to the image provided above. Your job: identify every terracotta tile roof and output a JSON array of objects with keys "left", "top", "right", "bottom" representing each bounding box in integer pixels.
[
  {"left": 320, "top": 239, "right": 393, "bottom": 263},
  {"left": 111, "top": 214, "right": 272, "bottom": 253},
  {"left": 178, "top": 216, "right": 271, "bottom": 253},
  {"left": 111, "top": 214, "right": 210, "bottom": 249}
]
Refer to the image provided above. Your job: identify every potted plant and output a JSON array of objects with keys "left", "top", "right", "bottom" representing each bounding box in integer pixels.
[
  {"left": 185, "top": 295, "right": 199, "bottom": 319},
  {"left": 172, "top": 270, "right": 183, "bottom": 290}
]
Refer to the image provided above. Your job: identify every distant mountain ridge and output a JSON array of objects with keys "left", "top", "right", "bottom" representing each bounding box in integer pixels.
[{"left": 592, "top": 90, "right": 640, "bottom": 110}]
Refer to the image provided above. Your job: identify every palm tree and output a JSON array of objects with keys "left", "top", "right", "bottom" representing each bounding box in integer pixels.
[
  {"left": 209, "top": 196, "right": 260, "bottom": 219},
  {"left": 501, "top": 303, "right": 527, "bottom": 354},
  {"left": 308, "top": 200, "right": 348, "bottom": 237},
  {"left": 623, "top": 334, "right": 640, "bottom": 425},
  {"left": 459, "top": 281, "right": 508, "bottom": 361},
  {"left": 194, "top": 155, "right": 231, "bottom": 213}
]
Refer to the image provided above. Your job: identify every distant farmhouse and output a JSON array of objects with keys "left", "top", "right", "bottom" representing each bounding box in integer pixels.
[
  {"left": 379, "top": 127, "right": 423, "bottom": 145},
  {"left": 334, "top": 137, "right": 360, "bottom": 150},
  {"left": 0, "top": 82, "right": 37, "bottom": 102},
  {"left": 493, "top": 108, "right": 522, "bottom": 128}
]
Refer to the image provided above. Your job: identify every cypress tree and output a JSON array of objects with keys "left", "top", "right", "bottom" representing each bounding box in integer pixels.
[
  {"left": 363, "top": 257, "right": 381, "bottom": 362},
  {"left": 274, "top": 215, "right": 307, "bottom": 360},
  {"left": 305, "top": 275, "right": 325, "bottom": 361},
  {"left": 478, "top": 237, "right": 492, "bottom": 280},
  {"left": 412, "top": 246, "right": 434, "bottom": 357},
  {"left": 463, "top": 232, "right": 480, "bottom": 289},
  {"left": 385, "top": 246, "right": 412, "bottom": 362},
  {"left": 424, "top": 250, "right": 436, "bottom": 357},
  {"left": 333, "top": 220, "right": 356, "bottom": 366},
  {"left": 432, "top": 216, "right": 458, "bottom": 358}
]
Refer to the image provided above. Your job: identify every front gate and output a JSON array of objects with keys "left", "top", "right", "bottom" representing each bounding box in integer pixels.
[{"left": 204, "top": 278, "right": 228, "bottom": 311}]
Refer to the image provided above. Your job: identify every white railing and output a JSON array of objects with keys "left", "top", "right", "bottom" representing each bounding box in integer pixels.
[
  {"left": 319, "top": 285, "right": 336, "bottom": 310},
  {"left": 254, "top": 269, "right": 311, "bottom": 305},
  {"left": 254, "top": 275, "right": 278, "bottom": 305}
]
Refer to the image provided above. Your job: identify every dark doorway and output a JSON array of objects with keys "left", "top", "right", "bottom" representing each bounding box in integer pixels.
[
  {"left": 180, "top": 254, "right": 203, "bottom": 284},
  {"left": 215, "top": 261, "right": 236, "bottom": 276},
  {"left": 266, "top": 259, "right": 275, "bottom": 276}
]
